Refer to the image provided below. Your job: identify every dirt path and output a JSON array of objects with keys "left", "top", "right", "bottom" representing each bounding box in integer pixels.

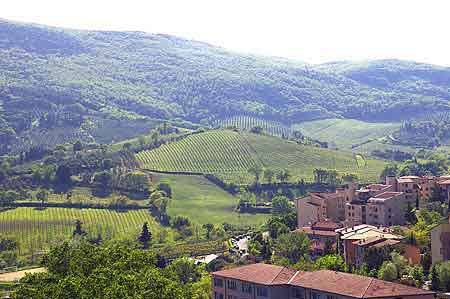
[{"left": 0, "top": 267, "right": 46, "bottom": 282}]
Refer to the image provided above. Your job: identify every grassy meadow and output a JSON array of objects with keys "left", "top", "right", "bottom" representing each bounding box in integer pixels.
[{"left": 156, "top": 173, "right": 268, "bottom": 226}]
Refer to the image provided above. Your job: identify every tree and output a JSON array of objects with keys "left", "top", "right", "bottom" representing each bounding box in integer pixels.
[
  {"left": 248, "top": 164, "right": 263, "bottom": 184},
  {"left": 122, "top": 142, "right": 132, "bottom": 151},
  {"left": 202, "top": 223, "right": 214, "bottom": 240},
  {"left": 138, "top": 222, "right": 152, "bottom": 249},
  {"left": 54, "top": 164, "right": 72, "bottom": 186},
  {"left": 276, "top": 169, "right": 291, "bottom": 183},
  {"left": 272, "top": 196, "right": 293, "bottom": 216},
  {"left": 120, "top": 171, "right": 150, "bottom": 194},
  {"left": 157, "top": 182, "right": 172, "bottom": 198},
  {"left": 341, "top": 173, "right": 358, "bottom": 183},
  {"left": 264, "top": 168, "right": 275, "bottom": 184},
  {"left": 313, "top": 168, "right": 327, "bottom": 184},
  {"left": 36, "top": 189, "right": 49, "bottom": 208},
  {"left": 73, "top": 220, "right": 87, "bottom": 237},
  {"left": 380, "top": 164, "right": 398, "bottom": 180},
  {"left": 273, "top": 232, "right": 310, "bottom": 264},
  {"left": 266, "top": 217, "right": 289, "bottom": 239},
  {"left": 73, "top": 140, "right": 83, "bottom": 152},
  {"left": 13, "top": 241, "right": 188, "bottom": 299},
  {"left": 378, "top": 261, "right": 398, "bottom": 281},
  {"left": 313, "top": 254, "right": 345, "bottom": 271},
  {"left": 430, "top": 264, "right": 440, "bottom": 291},
  {"left": 93, "top": 171, "right": 113, "bottom": 189}
]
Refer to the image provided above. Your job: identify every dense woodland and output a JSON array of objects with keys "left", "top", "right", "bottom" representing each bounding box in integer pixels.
[{"left": 2, "top": 19, "right": 450, "bottom": 153}]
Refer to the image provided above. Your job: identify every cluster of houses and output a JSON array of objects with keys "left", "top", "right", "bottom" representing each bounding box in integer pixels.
[{"left": 211, "top": 175, "right": 450, "bottom": 298}]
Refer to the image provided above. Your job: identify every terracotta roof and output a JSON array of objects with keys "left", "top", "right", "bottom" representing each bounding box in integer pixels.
[
  {"left": 438, "top": 179, "right": 450, "bottom": 185},
  {"left": 310, "top": 192, "right": 342, "bottom": 200},
  {"left": 212, "top": 263, "right": 296, "bottom": 285},
  {"left": 213, "top": 264, "right": 435, "bottom": 298},
  {"left": 351, "top": 235, "right": 401, "bottom": 247},
  {"left": 311, "top": 220, "right": 342, "bottom": 231},
  {"left": 373, "top": 191, "right": 403, "bottom": 199},
  {"left": 363, "top": 184, "right": 391, "bottom": 191},
  {"left": 289, "top": 270, "right": 435, "bottom": 298},
  {"left": 295, "top": 227, "right": 337, "bottom": 237}
]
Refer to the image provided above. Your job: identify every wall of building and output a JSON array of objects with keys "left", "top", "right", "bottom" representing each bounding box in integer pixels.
[{"left": 297, "top": 198, "right": 321, "bottom": 227}]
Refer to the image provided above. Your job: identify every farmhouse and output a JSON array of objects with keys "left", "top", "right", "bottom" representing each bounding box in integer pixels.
[{"left": 211, "top": 263, "right": 435, "bottom": 299}]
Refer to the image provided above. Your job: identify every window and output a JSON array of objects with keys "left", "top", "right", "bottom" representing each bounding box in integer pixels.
[
  {"left": 293, "top": 288, "right": 305, "bottom": 299},
  {"left": 327, "top": 295, "right": 338, "bottom": 299},
  {"left": 241, "top": 282, "right": 252, "bottom": 293},
  {"left": 227, "top": 280, "right": 237, "bottom": 290},
  {"left": 214, "top": 278, "right": 224, "bottom": 287},
  {"left": 312, "top": 292, "right": 320, "bottom": 299},
  {"left": 256, "top": 286, "right": 268, "bottom": 297},
  {"left": 214, "top": 292, "right": 224, "bottom": 299}
]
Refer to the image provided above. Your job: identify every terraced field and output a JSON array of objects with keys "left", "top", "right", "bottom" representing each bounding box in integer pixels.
[
  {"left": 137, "top": 130, "right": 386, "bottom": 184},
  {"left": 293, "top": 119, "right": 400, "bottom": 149},
  {"left": 0, "top": 208, "right": 167, "bottom": 254}
]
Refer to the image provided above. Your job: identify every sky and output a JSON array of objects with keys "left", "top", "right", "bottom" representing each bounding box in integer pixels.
[{"left": 2, "top": 0, "right": 450, "bottom": 66}]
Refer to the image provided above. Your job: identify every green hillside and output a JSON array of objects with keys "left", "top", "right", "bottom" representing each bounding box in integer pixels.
[
  {"left": 2, "top": 19, "right": 450, "bottom": 152},
  {"left": 293, "top": 119, "right": 400, "bottom": 149},
  {"left": 137, "top": 130, "right": 386, "bottom": 183}
]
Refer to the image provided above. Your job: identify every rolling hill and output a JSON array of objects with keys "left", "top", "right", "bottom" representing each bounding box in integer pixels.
[
  {"left": 136, "top": 130, "right": 387, "bottom": 184},
  {"left": 293, "top": 119, "right": 400, "bottom": 149},
  {"left": 1, "top": 19, "right": 450, "bottom": 153}
]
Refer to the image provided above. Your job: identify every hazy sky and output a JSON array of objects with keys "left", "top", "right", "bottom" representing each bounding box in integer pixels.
[{"left": 2, "top": 0, "right": 450, "bottom": 66}]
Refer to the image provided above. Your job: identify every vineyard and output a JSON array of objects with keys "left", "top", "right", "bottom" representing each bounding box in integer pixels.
[
  {"left": 215, "top": 115, "right": 292, "bottom": 137},
  {"left": 137, "top": 130, "right": 387, "bottom": 184},
  {"left": 0, "top": 208, "right": 167, "bottom": 254},
  {"left": 136, "top": 130, "right": 261, "bottom": 181},
  {"left": 293, "top": 118, "right": 400, "bottom": 149}
]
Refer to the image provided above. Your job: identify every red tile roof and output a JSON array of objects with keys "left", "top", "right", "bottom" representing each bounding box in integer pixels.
[
  {"left": 311, "top": 220, "right": 342, "bottom": 231},
  {"left": 295, "top": 227, "right": 338, "bottom": 237},
  {"left": 364, "top": 184, "right": 391, "bottom": 191},
  {"left": 212, "top": 264, "right": 434, "bottom": 298},
  {"left": 212, "top": 263, "right": 296, "bottom": 285},
  {"left": 290, "top": 270, "right": 434, "bottom": 298},
  {"left": 373, "top": 191, "right": 403, "bottom": 199}
]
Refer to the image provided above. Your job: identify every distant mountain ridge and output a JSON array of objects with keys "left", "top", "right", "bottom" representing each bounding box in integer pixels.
[{"left": 1, "top": 18, "right": 450, "bottom": 152}]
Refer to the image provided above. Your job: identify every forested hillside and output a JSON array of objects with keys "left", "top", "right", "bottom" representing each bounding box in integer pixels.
[{"left": 1, "top": 19, "right": 450, "bottom": 153}]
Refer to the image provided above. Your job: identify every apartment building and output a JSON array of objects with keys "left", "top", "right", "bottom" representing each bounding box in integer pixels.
[
  {"left": 295, "top": 183, "right": 356, "bottom": 227},
  {"left": 335, "top": 225, "right": 403, "bottom": 267},
  {"left": 431, "top": 220, "right": 450, "bottom": 264},
  {"left": 211, "top": 263, "right": 435, "bottom": 299},
  {"left": 346, "top": 191, "right": 410, "bottom": 226}
]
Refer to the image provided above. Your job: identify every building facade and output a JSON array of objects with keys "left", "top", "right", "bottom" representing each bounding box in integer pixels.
[
  {"left": 211, "top": 263, "right": 435, "bottom": 299},
  {"left": 431, "top": 221, "right": 450, "bottom": 264}
]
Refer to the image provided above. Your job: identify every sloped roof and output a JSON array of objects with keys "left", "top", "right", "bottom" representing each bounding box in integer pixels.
[
  {"left": 212, "top": 264, "right": 435, "bottom": 298},
  {"left": 212, "top": 263, "right": 296, "bottom": 285},
  {"left": 290, "top": 270, "right": 434, "bottom": 298}
]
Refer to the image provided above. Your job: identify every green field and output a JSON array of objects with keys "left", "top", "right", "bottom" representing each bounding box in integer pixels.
[
  {"left": 293, "top": 119, "right": 400, "bottom": 149},
  {"left": 137, "top": 130, "right": 387, "bottom": 184},
  {"left": 156, "top": 174, "right": 268, "bottom": 226},
  {"left": 0, "top": 208, "right": 167, "bottom": 254}
]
